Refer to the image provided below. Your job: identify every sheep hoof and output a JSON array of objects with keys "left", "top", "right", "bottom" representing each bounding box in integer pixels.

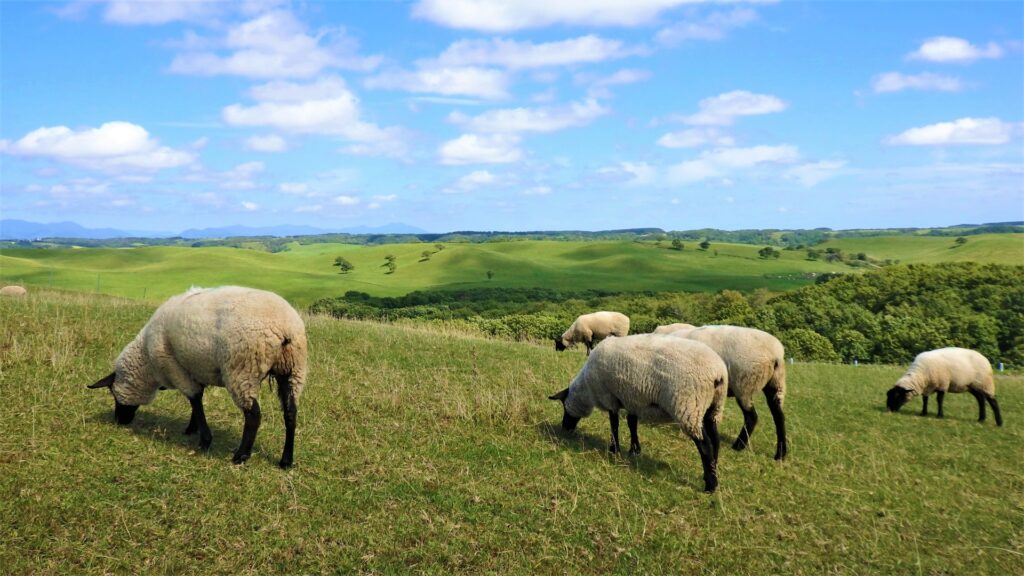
[
  {"left": 731, "top": 440, "right": 748, "bottom": 451},
  {"left": 183, "top": 425, "right": 197, "bottom": 435},
  {"left": 278, "top": 459, "right": 293, "bottom": 470},
  {"left": 628, "top": 448, "right": 641, "bottom": 457},
  {"left": 608, "top": 444, "right": 620, "bottom": 454},
  {"left": 232, "top": 452, "right": 250, "bottom": 465}
]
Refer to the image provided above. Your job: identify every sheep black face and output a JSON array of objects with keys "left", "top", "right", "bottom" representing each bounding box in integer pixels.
[
  {"left": 886, "top": 386, "right": 913, "bottom": 412},
  {"left": 554, "top": 338, "right": 567, "bottom": 352},
  {"left": 548, "top": 388, "right": 581, "bottom": 431},
  {"left": 88, "top": 371, "right": 139, "bottom": 425}
]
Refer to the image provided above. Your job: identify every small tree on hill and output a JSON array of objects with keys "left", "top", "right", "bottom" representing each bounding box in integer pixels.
[
  {"left": 699, "top": 240, "right": 711, "bottom": 250},
  {"left": 333, "top": 256, "right": 355, "bottom": 273},
  {"left": 671, "top": 239, "right": 684, "bottom": 251},
  {"left": 954, "top": 236, "right": 968, "bottom": 247},
  {"left": 435, "top": 243, "right": 445, "bottom": 252},
  {"left": 384, "top": 254, "right": 396, "bottom": 274},
  {"left": 420, "top": 250, "right": 432, "bottom": 261},
  {"left": 486, "top": 270, "right": 494, "bottom": 280},
  {"left": 758, "top": 246, "right": 781, "bottom": 259}
]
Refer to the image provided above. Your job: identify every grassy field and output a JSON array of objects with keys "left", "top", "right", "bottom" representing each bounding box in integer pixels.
[
  {"left": 3, "top": 291, "right": 1022, "bottom": 574},
  {"left": 2, "top": 233, "right": 1021, "bottom": 306}
]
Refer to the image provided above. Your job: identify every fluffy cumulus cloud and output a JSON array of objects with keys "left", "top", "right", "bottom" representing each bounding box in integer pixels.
[
  {"left": 906, "top": 36, "right": 1004, "bottom": 63},
  {"left": 0, "top": 121, "right": 195, "bottom": 172},
  {"left": 668, "top": 144, "right": 799, "bottom": 184},
  {"left": 887, "top": 117, "right": 1015, "bottom": 146},
  {"left": 223, "top": 76, "right": 406, "bottom": 157},
  {"left": 170, "top": 10, "right": 380, "bottom": 79},
  {"left": 244, "top": 134, "right": 288, "bottom": 152},
  {"left": 656, "top": 8, "right": 758, "bottom": 46},
  {"left": 412, "top": 0, "right": 735, "bottom": 32},
  {"left": 365, "top": 66, "right": 509, "bottom": 100},
  {"left": 579, "top": 68, "right": 651, "bottom": 98},
  {"left": 784, "top": 160, "right": 846, "bottom": 187},
  {"left": 683, "top": 90, "right": 786, "bottom": 125},
  {"left": 102, "top": 0, "right": 223, "bottom": 25},
  {"left": 439, "top": 133, "right": 522, "bottom": 165},
  {"left": 436, "top": 35, "right": 640, "bottom": 69},
  {"left": 448, "top": 99, "right": 608, "bottom": 133},
  {"left": 444, "top": 169, "right": 498, "bottom": 193},
  {"left": 598, "top": 161, "right": 657, "bottom": 186},
  {"left": 872, "top": 72, "right": 963, "bottom": 93},
  {"left": 219, "top": 161, "right": 264, "bottom": 190},
  {"left": 657, "top": 127, "right": 734, "bottom": 148}
]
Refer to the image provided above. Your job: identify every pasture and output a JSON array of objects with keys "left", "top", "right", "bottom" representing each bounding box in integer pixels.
[
  {"left": 2, "top": 291, "right": 1022, "bottom": 574},
  {"left": 2, "top": 233, "right": 1021, "bottom": 305}
]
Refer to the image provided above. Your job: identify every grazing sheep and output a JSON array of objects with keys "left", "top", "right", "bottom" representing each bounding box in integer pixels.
[
  {"left": 660, "top": 323, "right": 788, "bottom": 460},
  {"left": 0, "top": 285, "right": 27, "bottom": 297},
  {"left": 554, "top": 311, "right": 630, "bottom": 355},
  {"left": 88, "top": 286, "right": 308, "bottom": 468},
  {"left": 886, "top": 347, "right": 1002, "bottom": 426},
  {"left": 548, "top": 334, "right": 728, "bottom": 493},
  {"left": 653, "top": 322, "right": 695, "bottom": 335}
]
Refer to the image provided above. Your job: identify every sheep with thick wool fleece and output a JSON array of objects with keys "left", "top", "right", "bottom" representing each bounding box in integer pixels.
[
  {"left": 88, "top": 286, "right": 308, "bottom": 468},
  {"left": 659, "top": 323, "right": 788, "bottom": 460},
  {"left": 554, "top": 311, "right": 630, "bottom": 355},
  {"left": 549, "top": 334, "right": 728, "bottom": 493},
  {"left": 886, "top": 347, "right": 1002, "bottom": 426}
]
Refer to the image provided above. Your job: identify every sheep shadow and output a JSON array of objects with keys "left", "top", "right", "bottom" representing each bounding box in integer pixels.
[
  {"left": 537, "top": 422, "right": 677, "bottom": 479},
  {"left": 87, "top": 409, "right": 247, "bottom": 463}
]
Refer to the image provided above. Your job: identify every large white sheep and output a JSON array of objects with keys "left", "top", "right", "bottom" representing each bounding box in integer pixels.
[
  {"left": 659, "top": 323, "right": 788, "bottom": 460},
  {"left": 886, "top": 347, "right": 1002, "bottom": 426},
  {"left": 1, "top": 285, "right": 27, "bottom": 297},
  {"left": 548, "top": 334, "right": 728, "bottom": 493},
  {"left": 554, "top": 311, "right": 630, "bottom": 355},
  {"left": 88, "top": 286, "right": 308, "bottom": 468}
]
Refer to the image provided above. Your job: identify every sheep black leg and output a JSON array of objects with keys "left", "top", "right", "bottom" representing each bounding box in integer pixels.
[
  {"left": 732, "top": 402, "right": 757, "bottom": 451},
  {"left": 936, "top": 391, "right": 945, "bottom": 418},
  {"left": 186, "top": 390, "right": 212, "bottom": 450},
  {"left": 276, "top": 375, "right": 298, "bottom": 469},
  {"left": 920, "top": 395, "right": 929, "bottom": 416},
  {"left": 608, "top": 410, "right": 621, "bottom": 454},
  {"left": 627, "top": 414, "right": 641, "bottom": 456},
  {"left": 704, "top": 405, "right": 720, "bottom": 463},
  {"left": 764, "top": 385, "right": 787, "bottom": 460},
  {"left": 694, "top": 407, "right": 719, "bottom": 493},
  {"left": 987, "top": 396, "right": 1003, "bottom": 426},
  {"left": 971, "top": 390, "right": 987, "bottom": 422},
  {"left": 233, "top": 400, "right": 261, "bottom": 465}
]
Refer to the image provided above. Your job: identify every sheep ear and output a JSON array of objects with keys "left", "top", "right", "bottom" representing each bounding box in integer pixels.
[
  {"left": 548, "top": 388, "right": 569, "bottom": 402},
  {"left": 88, "top": 372, "right": 116, "bottom": 389}
]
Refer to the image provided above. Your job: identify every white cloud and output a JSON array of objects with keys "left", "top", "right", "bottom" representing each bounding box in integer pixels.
[
  {"left": 522, "top": 185, "right": 552, "bottom": 195},
  {"left": 436, "top": 35, "right": 640, "bottom": 69},
  {"left": 365, "top": 66, "right": 509, "bottom": 100},
  {"left": 241, "top": 201, "right": 260, "bottom": 211},
  {"left": 784, "top": 160, "right": 846, "bottom": 187},
  {"left": 439, "top": 133, "right": 522, "bottom": 165},
  {"left": 906, "top": 36, "right": 1003, "bottom": 63},
  {"left": 598, "top": 161, "right": 657, "bottom": 186},
  {"left": 295, "top": 204, "right": 323, "bottom": 213},
  {"left": 169, "top": 10, "right": 380, "bottom": 79},
  {"left": 333, "top": 195, "right": 361, "bottom": 205},
  {"left": 412, "top": 0, "right": 754, "bottom": 32},
  {"left": 887, "top": 117, "right": 1015, "bottom": 146},
  {"left": 244, "top": 134, "right": 288, "bottom": 152},
  {"left": 656, "top": 8, "right": 758, "bottom": 46},
  {"left": 657, "top": 127, "right": 734, "bottom": 148},
  {"left": 280, "top": 182, "right": 309, "bottom": 194},
  {"left": 373, "top": 194, "right": 398, "bottom": 202},
  {"left": 578, "top": 68, "right": 651, "bottom": 98},
  {"left": 450, "top": 99, "right": 608, "bottom": 133},
  {"left": 872, "top": 72, "right": 963, "bottom": 93},
  {"left": 683, "top": 90, "right": 786, "bottom": 125},
  {"left": 219, "top": 161, "right": 264, "bottom": 190},
  {"left": 0, "top": 121, "right": 195, "bottom": 172},
  {"left": 223, "top": 76, "right": 406, "bottom": 157},
  {"left": 103, "top": 1, "right": 222, "bottom": 25},
  {"left": 445, "top": 169, "right": 498, "bottom": 193},
  {"left": 668, "top": 144, "right": 799, "bottom": 184}
]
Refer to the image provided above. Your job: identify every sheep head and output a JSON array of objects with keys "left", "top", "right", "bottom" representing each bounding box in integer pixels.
[
  {"left": 548, "top": 388, "right": 581, "bottom": 431},
  {"left": 87, "top": 371, "right": 140, "bottom": 425},
  {"left": 886, "top": 386, "right": 914, "bottom": 412}
]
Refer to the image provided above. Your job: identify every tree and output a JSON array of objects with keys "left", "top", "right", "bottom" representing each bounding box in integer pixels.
[
  {"left": 671, "top": 239, "right": 684, "bottom": 251},
  {"left": 699, "top": 240, "right": 711, "bottom": 250},
  {"left": 954, "top": 236, "right": 968, "bottom": 247},
  {"left": 333, "top": 256, "right": 354, "bottom": 273},
  {"left": 384, "top": 254, "right": 396, "bottom": 274},
  {"left": 486, "top": 270, "right": 494, "bottom": 280},
  {"left": 806, "top": 249, "right": 821, "bottom": 261},
  {"left": 758, "top": 246, "right": 781, "bottom": 259},
  {"left": 435, "top": 243, "right": 445, "bottom": 252},
  {"left": 420, "top": 250, "right": 432, "bottom": 261}
]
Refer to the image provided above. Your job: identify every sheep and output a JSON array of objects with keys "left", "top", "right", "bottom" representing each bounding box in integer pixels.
[
  {"left": 87, "top": 286, "right": 308, "bottom": 468},
  {"left": 659, "top": 323, "right": 788, "bottom": 460},
  {"left": 653, "top": 322, "right": 695, "bottom": 335},
  {"left": 0, "top": 285, "right": 27, "bottom": 297},
  {"left": 554, "top": 311, "right": 630, "bottom": 355},
  {"left": 886, "top": 347, "right": 1002, "bottom": 426},
  {"left": 548, "top": 334, "right": 728, "bottom": 493}
]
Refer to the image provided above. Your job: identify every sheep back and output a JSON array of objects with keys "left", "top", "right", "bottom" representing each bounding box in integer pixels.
[
  {"left": 561, "top": 311, "right": 630, "bottom": 346},
  {"left": 0, "top": 286, "right": 27, "bottom": 297},
  {"left": 566, "top": 334, "right": 727, "bottom": 439},
  {"left": 897, "top": 347, "right": 994, "bottom": 397}
]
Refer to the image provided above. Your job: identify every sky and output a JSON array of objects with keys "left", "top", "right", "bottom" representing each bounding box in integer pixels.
[{"left": 1, "top": 0, "right": 1022, "bottom": 234}]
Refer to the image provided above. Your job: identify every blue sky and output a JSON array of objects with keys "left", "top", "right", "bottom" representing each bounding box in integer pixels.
[{"left": 1, "top": 0, "right": 1022, "bottom": 234}]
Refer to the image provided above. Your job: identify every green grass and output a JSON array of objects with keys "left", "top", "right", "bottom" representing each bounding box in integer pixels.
[
  {"left": 827, "top": 233, "right": 1024, "bottom": 265},
  {"left": 2, "top": 291, "right": 1022, "bottom": 574}
]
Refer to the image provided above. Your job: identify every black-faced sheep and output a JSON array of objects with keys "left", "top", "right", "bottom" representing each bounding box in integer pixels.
[
  {"left": 554, "top": 311, "right": 630, "bottom": 355},
  {"left": 88, "top": 286, "right": 308, "bottom": 468},
  {"left": 886, "top": 347, "right": 1002, "bottom": 426},
  {"left": 660, "top": 323, "right": 788, "bottom": 460},
  {"left": 549, "top": 334, "right": 728, "bottom": 493}
]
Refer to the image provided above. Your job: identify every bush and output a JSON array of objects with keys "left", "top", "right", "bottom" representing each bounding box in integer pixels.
[{"left": 780, "top": 328, "right": 841, "bottom": 362}]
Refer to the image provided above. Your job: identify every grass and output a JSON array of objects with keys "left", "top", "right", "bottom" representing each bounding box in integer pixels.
[
  {"left": 826, "top": 233, "right": 1024, "bottom": 264},
  {"left": 2, "top": 290, "right": 1022, "bottom": 574}
]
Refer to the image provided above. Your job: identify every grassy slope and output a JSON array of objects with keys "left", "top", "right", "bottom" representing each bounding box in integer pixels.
[
  {"left": 0, "top": 240, "right": 846, "bottom": 305},
  {"left": 827, "top": 233, "right": 1024, "bottom": 264},
  {"left": 2, "top": 291, "right": 1022, "bottom": 575}
]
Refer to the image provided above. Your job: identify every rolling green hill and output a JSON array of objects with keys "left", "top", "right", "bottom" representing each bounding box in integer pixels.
[
  {"left": 1, "top": 234, "right": 1021, "bottom": 306},
  {"left": 2, "top": 291, "right": 1022, "bottom": 574}
]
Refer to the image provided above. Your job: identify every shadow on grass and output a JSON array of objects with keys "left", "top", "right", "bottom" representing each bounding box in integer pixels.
[
  {"left": 875, "top": 404, "right": 988, "bottom": 424},
  {"left": 87, "top": 409, "right": 246, "bottom": 463},
  {"left": 537, "top": 422, "right": 678, "bottom": 480}
]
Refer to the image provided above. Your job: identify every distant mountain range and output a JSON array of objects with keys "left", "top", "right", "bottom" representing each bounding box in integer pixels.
[{"left": 0, "top": 219, "right": 429, "bottom": 240}]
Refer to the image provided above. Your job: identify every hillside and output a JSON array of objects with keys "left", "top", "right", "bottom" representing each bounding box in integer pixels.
[
  {"left": 2, "top": 234, "right": 1021, "bottom": 306},
  {"left": 1, "top": 291, "right": 1021, "bottom": 574}
]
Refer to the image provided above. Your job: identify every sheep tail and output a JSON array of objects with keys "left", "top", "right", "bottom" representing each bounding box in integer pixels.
[
  {"left": 272, "top": 331, "right": 308, "bottom": 400},
  {"left": 768, "top": 358, "right": 786, "bottom": 408}
]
